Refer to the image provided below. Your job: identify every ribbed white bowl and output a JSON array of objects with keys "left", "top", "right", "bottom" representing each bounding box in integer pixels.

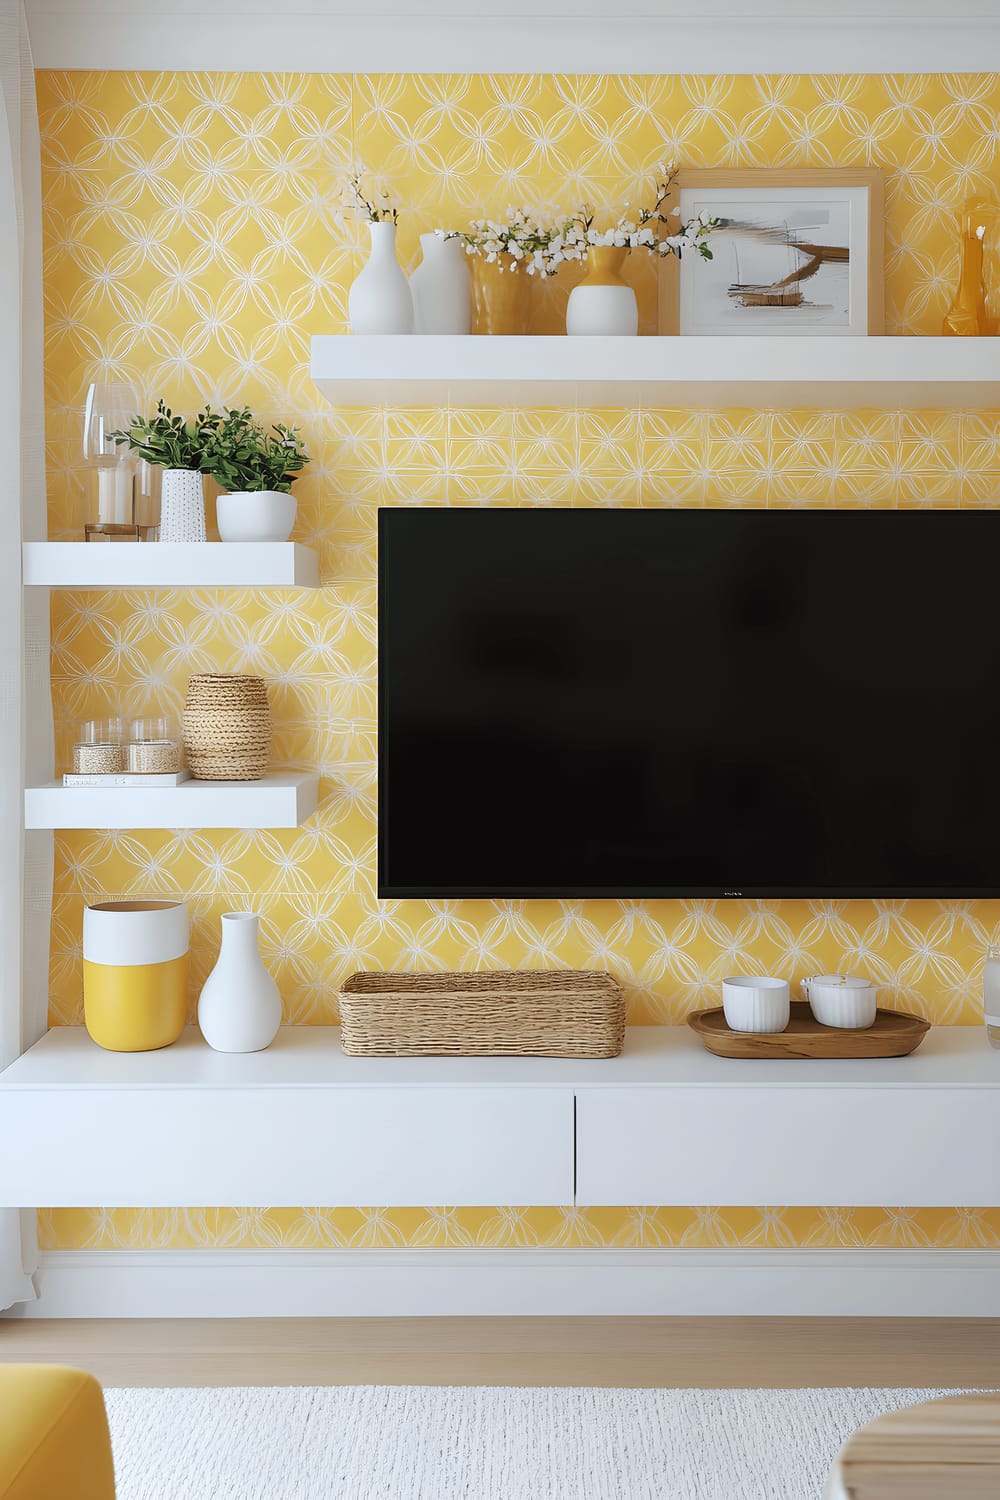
[
  {"left": 721, "top": 976, "right": 790, "bottom": 1034},
  {"left": 802, "top": 975, "right": 878, "bottom": 1030}
]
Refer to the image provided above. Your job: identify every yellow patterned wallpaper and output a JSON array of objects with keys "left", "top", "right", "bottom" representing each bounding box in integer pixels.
[{"left": 38, "top": 70, "right": 1000, "bottom": 1252}]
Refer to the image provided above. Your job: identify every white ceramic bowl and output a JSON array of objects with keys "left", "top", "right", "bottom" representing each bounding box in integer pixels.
[
  {"left": 801, "top": 974, "right": 878, "bottom": 1029},
  {"left": 721, "top": 976, "right": 790, "bottom": 1034}
]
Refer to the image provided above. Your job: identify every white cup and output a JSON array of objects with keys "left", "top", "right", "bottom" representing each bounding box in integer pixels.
[
  {"left": 801, "top": 974, "right": 878, "bottom": 1030},
  {"left": 722, "top": 976, "right": 790, "bottom": 1034}
]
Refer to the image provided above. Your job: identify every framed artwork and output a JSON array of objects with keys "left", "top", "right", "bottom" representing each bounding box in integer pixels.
[{"left": 658, "top": 168, "right": 884, "bottom": 336}]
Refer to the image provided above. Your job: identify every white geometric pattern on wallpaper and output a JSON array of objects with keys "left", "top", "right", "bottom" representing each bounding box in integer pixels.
[{"left": 37, "top": 68, "right": 1000, "bottom": 1250}]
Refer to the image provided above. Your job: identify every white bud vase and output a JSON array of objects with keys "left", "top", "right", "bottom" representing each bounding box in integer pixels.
[
  {"left": 349, "top": 221, "right": 413, "bottom": 334},
  {"left": 410, "top": 233, "right": 472, "bottom": 334},
  {"left": 160, "top": 468, "right": 206, "bottom": 543},
  {"left": 198, "top": 912, "right": 281, "bottom": 1053}
]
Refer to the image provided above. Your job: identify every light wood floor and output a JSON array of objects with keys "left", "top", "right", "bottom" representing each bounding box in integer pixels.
[{"left": 1, "top": 1318, "right": 998, "bottom": 1389}]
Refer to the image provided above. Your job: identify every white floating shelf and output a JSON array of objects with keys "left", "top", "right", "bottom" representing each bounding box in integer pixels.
[
  {"left": 311, "top": 334, "right": 1000, "bottom": 410},
  {"left": 23, "top": 542, "right": 320, "bottom": 589},
  {"left": 24, "top": 771, "right": 319, "bottom": 830}
]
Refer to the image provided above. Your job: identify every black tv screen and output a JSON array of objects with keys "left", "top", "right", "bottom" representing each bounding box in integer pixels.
[{"left": 378, "top": 507, "right": 1000, "bottom": 898}]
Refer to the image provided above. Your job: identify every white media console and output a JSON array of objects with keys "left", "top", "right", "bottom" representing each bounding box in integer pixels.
[{"left": 1, "top": 1023, "right": 997, "bottom": 1210}]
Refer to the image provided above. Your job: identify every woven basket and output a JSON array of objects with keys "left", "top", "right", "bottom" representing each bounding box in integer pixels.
[
  {"left": 182, "top": 673, "right": 271, "bottom": 781},
  {"left": 339, "top": 970, "right": 626, "bottom": 1058}
]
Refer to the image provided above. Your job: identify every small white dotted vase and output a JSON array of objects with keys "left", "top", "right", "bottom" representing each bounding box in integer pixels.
[{"left": 160, "top": 467, "right": 206, "bottom": 543}]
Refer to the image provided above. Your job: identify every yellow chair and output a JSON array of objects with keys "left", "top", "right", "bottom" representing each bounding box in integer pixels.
[{"left": 0, "top": 1365, "right": 115, "bottom": 1498}]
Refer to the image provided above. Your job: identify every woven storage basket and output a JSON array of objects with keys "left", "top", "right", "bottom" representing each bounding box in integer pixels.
[
  {"left": 182, "top": 673, "right": 271, "bottom": 781},
  {"left": 339, "top": 970, "right": 626, "bottom": 1058}
]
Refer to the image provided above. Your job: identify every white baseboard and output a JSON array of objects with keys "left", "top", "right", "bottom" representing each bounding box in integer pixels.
[{"left": 5, "top": 1248, "right": 1000, "bottom": 1319}]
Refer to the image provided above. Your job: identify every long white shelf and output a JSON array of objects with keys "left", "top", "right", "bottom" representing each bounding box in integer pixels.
[
  {"left": 311, "top": 334, "right": 1000, "bottom": 410},
  {"left": 1, "top": 1024, "right": 998, "bottom": 1209},
  {"left": 24, "top": 771, "right": 319, "bottom": 830},
  {"left": 23, "top": 542, "right": 320, "bottom": 589}
]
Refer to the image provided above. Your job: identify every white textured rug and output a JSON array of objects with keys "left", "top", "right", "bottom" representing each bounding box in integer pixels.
[{"left": 105, "top": 1385, "right": 963, "bottom": 1500}]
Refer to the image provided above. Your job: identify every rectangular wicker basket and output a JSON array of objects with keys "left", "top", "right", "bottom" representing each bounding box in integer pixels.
[{"left": 339, "top": 970, "right": 626, "bottom": 1058}]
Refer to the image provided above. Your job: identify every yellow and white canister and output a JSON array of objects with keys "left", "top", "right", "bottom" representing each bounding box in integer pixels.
[{"left": 83, "top": 900, "right": 189, "bottom": 1052}]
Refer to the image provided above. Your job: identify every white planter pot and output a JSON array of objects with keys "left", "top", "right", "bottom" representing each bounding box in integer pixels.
[
  {"left": 217, "top": 490, "right": 297, "bottom": 543},
  {"left": 349, "top": 221, "right": 413, "bottom": 335},
  {"left": 410, "top": 232, "right": 472, "bottom": 334},
  {"left": 159, "top": 468, "right": 206, "bottom": 543},
  {"left": 198, "top": 911, "right": 281, "bottom": 1053}
]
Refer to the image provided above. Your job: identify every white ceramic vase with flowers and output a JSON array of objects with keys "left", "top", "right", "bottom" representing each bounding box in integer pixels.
[
  {"left": 345, "top": 172, "right": 413, "bottom": 335},
  {"left": 565, "top": 164, "right": 718, "bottom": 337}
]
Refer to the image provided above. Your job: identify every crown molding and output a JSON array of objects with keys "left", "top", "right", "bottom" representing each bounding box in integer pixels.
[{"left": 23, "top": 11, "right": 1000, "bottom": 74}]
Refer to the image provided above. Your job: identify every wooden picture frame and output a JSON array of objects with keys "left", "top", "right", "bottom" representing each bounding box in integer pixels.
[{"left": 657, "top": 168, "right": 884, "bottom": 336}]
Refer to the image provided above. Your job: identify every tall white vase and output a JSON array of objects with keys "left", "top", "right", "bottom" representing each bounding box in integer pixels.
[
  {"left": 410, "top": 233, "right": 472, "bottom": 334},
  {"left": 159, "top": 467, "right": 206, "bottom": 543},
  {"left": 349, "top": 221, "right": 413, "bottom": 334},
  {"left": 198, "top": 912, "right": 281, "bottom": 1053}
]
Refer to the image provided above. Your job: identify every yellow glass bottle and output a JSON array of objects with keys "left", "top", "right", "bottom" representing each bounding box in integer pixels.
[{"left": 942, "top": 197, "right": 992, "bottom": 336}]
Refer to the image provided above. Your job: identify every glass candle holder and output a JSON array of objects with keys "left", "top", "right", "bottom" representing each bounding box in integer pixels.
[
  {"left": 126, "top": 716, "right": 184, "bottom": 774},
  {"left": 73, "top": 717, "right": 126, "bottom": 775},
  {"left": 82, "top": 381, "right": 140, "bottom": 532}
]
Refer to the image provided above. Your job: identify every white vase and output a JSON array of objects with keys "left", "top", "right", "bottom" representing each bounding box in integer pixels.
[
  {"left": 198, "top": 912, "right": 281, "bottom": 1053},
  {"left": 217, "top": 490, "right": 297, "bottom": 543},
  {"left": 159, "top": 468, "right": 206, "bottom": 543},
  {"left": 565, "top": 246, "right": 639, "bottom": 337},
  {"left": 349, "top": 221, "right": 413, "bottom": 335},
  {"left": 410, "top": 233, "right": 472, "bottom": 334}
]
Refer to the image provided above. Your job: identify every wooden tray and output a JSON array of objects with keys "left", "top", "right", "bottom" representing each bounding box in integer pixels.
[{"left": 687, "top": 1002, "right": 930, "bottom": 1060}]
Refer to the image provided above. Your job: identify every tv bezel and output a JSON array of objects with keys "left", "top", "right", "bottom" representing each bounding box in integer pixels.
[{"left": 377, "top": 507, "right": 1000, "bottom": 901}]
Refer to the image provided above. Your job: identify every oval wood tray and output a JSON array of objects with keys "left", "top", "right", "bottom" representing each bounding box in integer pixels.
[{"left": 687, "top": 1001, "right": 931, "bottom": 1060}]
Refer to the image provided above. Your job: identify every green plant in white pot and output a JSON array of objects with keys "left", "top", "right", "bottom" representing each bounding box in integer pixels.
[
  {"left": 112, "top": 400, "right": 222, "bottom": 542},
  {"left": 203, "top": 408, "right": 310, "bottom": 543}
]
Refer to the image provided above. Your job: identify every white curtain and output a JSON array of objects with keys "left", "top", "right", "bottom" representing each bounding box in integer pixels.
[{"left": 0, "top": 0, "right": 53, "bottom": 1312}]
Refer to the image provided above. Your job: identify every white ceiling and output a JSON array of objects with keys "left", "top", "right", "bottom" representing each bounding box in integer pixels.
[{"left": 24, "top": 0, "right": 1000, "bottom": 72}]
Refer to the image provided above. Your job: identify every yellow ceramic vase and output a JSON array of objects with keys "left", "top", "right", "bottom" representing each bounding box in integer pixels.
[
  {"left": 472, "top": 254, "right": 531, "bottom": 335},
  {"left": 83, "top": 900, "right": 189, "bottom": 1051},
  {"left": 565, "top": 246, "right": 638, "bottom": 336}
]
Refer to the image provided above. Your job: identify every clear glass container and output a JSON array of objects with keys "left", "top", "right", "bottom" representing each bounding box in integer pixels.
[
  {"left": 125, "top": 716, "right": 183, "bottom": 775},
  {"left": 82, "top": 381, "right": 140, "bottom": 531},
  {"left": 72, "top": 717, "right": 126, "bottom": 775},
  {"left": 985, "top": 944, "right": 1000, "bottom": 1049}
]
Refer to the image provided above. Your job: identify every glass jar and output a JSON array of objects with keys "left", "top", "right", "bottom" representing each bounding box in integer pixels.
[
  {"left": 72, "top": 718, "right": 126, "bottom": 775},
  {"left": 985, "top": 944, "right": 1000, "bottom": 1049},
  {"left": 125, "top": 716, "right": 184, "bottom": 775},
  {"left": 82, "top": 381, "right": 140, "bottom": 534}
]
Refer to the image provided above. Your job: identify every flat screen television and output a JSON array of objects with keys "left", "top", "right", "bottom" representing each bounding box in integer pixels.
[{"left": 378, "top": 506, "right": 1000, "bottom": 898}]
